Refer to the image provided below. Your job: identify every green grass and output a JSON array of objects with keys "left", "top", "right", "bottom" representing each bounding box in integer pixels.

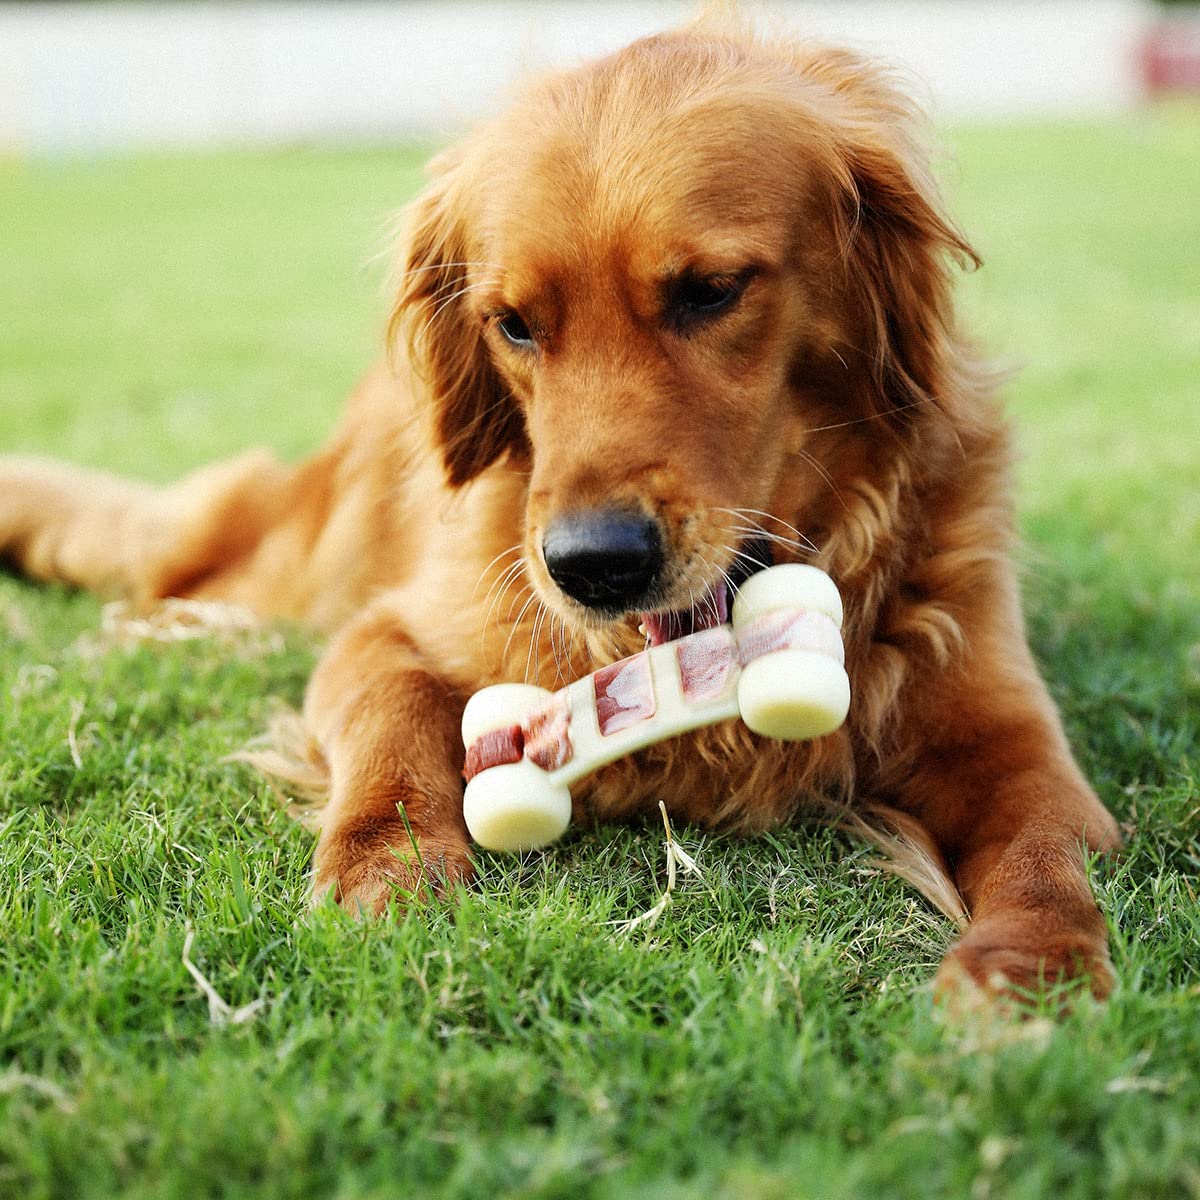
[{"left": 1, "top": 113, "right": 1198, "bottom": 1200}]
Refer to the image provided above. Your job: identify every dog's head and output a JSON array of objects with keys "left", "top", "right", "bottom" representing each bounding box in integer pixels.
[{"left": 391, "top": 24, "right": 977, "bottom": 646}]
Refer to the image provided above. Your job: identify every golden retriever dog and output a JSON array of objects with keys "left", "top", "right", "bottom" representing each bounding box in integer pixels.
[{"left": 0, "top": 15, "right": 1120, "bottom": 1000}]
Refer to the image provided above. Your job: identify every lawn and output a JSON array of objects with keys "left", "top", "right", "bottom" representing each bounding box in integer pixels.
[{"left": 1, "top": 112, "right": 1198, "bottom": 1200}]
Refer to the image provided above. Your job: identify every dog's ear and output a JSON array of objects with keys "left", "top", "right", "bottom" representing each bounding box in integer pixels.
[
  {"left": 823, "top": 65, "right": 980, "bottom": 417},
  {"left": 388, "top": 150, "right": 525, "bottom": 487}
]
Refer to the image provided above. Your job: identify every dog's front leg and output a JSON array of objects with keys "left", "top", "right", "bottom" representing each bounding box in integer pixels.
[
  {"left": 304, "top": 604, "right": 473, "bottom": 916},
  {"left": 891, "top": 641, "right": 1122, "bottom": 1002},
  {"left": 933, "top": 768, "right": 1120, "bottom": 1004}
]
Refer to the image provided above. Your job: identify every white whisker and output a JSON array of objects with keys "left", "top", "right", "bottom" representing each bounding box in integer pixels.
[
  {"left": 484, "top": 557, "right": 526, "bottom": 608},
  {"left": 713, "top": 506, "right": 807, "bottom": 543},
  {"left": 727, "top": 524, "right": 820, "bottom": 558},
  {"left": 795, "top": 449, "right": 849, "bottom": 513},
  {"left": 473, "top": 542, "right": 523, "bottom": 598},
  {"left": 549, "top": 613, "right": 570, "bottom": 686},
  {"left": 708, "top": 548, "right": 742, "bottom": 597},
  {"left": 427, "top": 281, "right": 492, "bottom": 325},
  {"left": 803, "top": 395, "right": 940, "bottom": 435},
  {"left": 483, "top": 561, "right": 528, "bottom": 640},
  {"left": 396, "top": 260, "right": 504, "bottom": 284},
  {"left": 695, "top": 554, "right": 733, "bottom": 622},
  {"left": 717, "top": 507, "right": 821, "bottom": 558},
  {"left": 482, "top": 556, "right": 528, "bottom": 623},
  {"left": 503, "top": 580, "right": 535, "bottom": 626},
  {"left": 503, "top": 589, "right": 541, "bottom": 668},
  {"left": 483, "top": 575, "right": 530, "bottom": 662},
  {"left": 525, "top": 604, "right": 548, "bottom": 685}
]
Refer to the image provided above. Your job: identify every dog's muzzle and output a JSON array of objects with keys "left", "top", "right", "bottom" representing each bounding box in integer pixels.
[{"left": 542, "top": 510, "right": 774, "bottom": 644}]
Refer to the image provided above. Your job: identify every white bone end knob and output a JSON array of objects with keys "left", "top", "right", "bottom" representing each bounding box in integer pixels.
[
  {"left": 737, "top": 649, "right": 850, "bottom": 741},
  {"left": 463, "top": 762, "right": 572, "bottom": 852},
  {"left": 732, "top": 563, "right": 844, "bottom": 629},
  {"left": 461, "top": 683, "right": 554, "bottom": 747}
]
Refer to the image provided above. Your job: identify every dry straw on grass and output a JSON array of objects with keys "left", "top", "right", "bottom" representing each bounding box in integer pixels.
[{"left": 74, "top": 598, "right": 284, "bottom": 657}]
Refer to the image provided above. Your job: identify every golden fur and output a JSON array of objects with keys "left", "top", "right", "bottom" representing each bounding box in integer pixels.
[{"left": 0, "top": 17, "right": 1120, "bottom": 1000}]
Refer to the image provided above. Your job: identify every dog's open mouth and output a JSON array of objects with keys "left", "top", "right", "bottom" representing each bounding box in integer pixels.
[{"left": 639, "top": 535, "right": 773, "bottom": 647}]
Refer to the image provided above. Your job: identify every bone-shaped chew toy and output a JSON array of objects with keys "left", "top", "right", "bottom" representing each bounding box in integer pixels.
[{"left": 461, "top": 564, "right": 850, "bottom": 852}]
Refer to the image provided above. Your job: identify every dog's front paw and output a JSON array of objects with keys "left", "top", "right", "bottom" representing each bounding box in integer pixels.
[
  {"left": 312, "top": 817, "right": 474, "bottom": 918},
  {"left": 934, "top": 913, "right": 1114, "bottom": 1009}
]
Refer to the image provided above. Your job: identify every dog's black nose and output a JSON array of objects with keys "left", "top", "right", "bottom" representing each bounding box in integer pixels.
[{"left": 542, "top": 509, "right": 663, "bottom": 610}]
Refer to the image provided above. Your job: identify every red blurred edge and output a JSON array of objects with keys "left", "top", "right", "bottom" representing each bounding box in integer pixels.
[{"left": 1141, "top": 14, "right": 1200, "bottom": 94}]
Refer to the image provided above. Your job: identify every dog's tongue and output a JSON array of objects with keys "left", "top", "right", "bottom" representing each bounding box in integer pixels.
[
  {"left": 638, "top": 536, "right": 775, "bottom": 647},
  {"left": 641, "top": 582, "right": 730, "bottom": 647}
]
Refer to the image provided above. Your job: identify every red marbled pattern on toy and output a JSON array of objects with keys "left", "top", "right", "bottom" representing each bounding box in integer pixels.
[
  {"left": 524, "top": 694, "right": 573, "bottom": 770},
  {"left": 594, "top": 652, "right": 656, "bottom": 735},
  {"left": 462, "top": 723, "right": 524, "bottom": 781},
  {"left": 677, "top": 626, "right": 738, "bottom": 702},
  {"left": 735, "top": 609, "right": 843, "bottom": 666}
]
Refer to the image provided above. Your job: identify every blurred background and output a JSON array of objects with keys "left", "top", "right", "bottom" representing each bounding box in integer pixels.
[
  {"left": 2, "top": 0, "right": 1199, "bottom": 152},
  {"left": 2, "top": 0, "right": 1196, "bottom": 490}
]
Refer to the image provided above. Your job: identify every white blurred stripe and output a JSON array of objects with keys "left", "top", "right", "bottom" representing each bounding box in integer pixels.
[{"left": 0, "top": 0, "right": 1154, "bottom": 153}]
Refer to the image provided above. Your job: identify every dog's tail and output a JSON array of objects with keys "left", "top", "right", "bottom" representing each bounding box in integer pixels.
[
  {"left": 0, "top": 451, "right": 294, "bottom": 609},
  {"left": 840, "top": 803, "right": 969, "bottom": 927},
  {"left": 228, "top": 707, "right": 332, "bottom": 831}
]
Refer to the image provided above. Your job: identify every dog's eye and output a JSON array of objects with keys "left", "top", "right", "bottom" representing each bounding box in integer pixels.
[
  {"left": 665, "top": 271, "right": 751, "bottom": 330},
  {"left": 497, "top": 311, "right": 536, "bottom": 350}
]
